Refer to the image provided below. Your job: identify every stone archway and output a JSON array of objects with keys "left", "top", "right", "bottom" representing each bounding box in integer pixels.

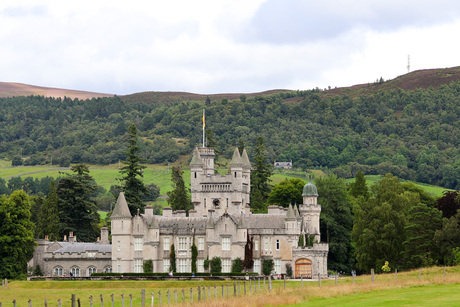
[{"left": 295, "top": 258, "right": 312, "bottom": 279}]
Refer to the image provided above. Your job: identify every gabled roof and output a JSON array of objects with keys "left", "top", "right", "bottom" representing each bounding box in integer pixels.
[
  {"left": 285, "top": 203, "right": 296, "bottom": 219},
  {"left": 111, "top": 192, "right": 132, "bottom": 218},
  {"left": 52, "top": 243, "right": 111, "bottom": 254}
]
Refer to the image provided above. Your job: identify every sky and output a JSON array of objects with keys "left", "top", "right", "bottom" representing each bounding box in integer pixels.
[{"left": 1, "top": 0, "right": 460, "bottom": 95}]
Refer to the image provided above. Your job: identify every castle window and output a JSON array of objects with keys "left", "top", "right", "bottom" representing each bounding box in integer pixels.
[
  {"left": 87, "top": 267, "right": 97, "bottom": 276},
  {"left": 178, "top": 237, "right": 187, "bottom": 250},
  {"left": 71, "top": 266, "right": 80, "bottom": 277},
  {"left": 117, "top": 241, "right": 121, "bottom": 252},
  {"left": 163, "top": 259, "right": 170, "bottom": 273},
  {"left": 234, "top": 172, "right": 237, "bottom": 178},
  {"left": 264, "top": 238, "right": 269, "bottom": 251},
  {"left": 194, "top": 172, "right": 196, "bottom": 178},
  {"left": 104, "top": 266, "right": 112, "bottom": 273},
  {"left": 255, "top": 239, "right": 259, "bottom": 251},
  {"left": 198, "top": 237, "right": 205, "bottom": 251},
  {"left": 178, "top": 259, "right": 188, "bottom": 273},
  {"left": 164, "top": 237, "right": 170, "bottom": 251},
  {"left": 254, "top": 260, "right": 260, "bottom": 274},
  {"left": 274, "top": 259, "right": 281, "bottom": 274},
  {"left": 222, "top": 237, "right": 231, "bottom": 251},
  {"left": 222, "top": 259, "right": 231, "bottom": 273},
  {"left": 54, "top": 266, "right": 63, "bottom": 276},
  {"left": 117, "top": 259, "right": 121, "bottom": 273},
  {"left": 197, "top": 259, "right": 204, "bottom": 273},
  {"left": 134, "top": 259, "right": 143, "bottom": 273},
  {"left": 134, "top": 237, "right": 143, "bottom": 251},
  {"left": 276, "top": 240, "right": 280, "bottom": 250}
]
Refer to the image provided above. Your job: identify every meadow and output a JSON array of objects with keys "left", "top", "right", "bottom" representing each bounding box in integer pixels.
[{"left": 1, "top": 266, "right": 460, "bottom": 306}]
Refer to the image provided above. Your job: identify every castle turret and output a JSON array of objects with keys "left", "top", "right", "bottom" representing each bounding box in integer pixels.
[
  {"left": 299, "top": 180, "right": 321, "bottom": 242},
  {"left": 111, "top": 192, "right": 132, "bottom": 273}
]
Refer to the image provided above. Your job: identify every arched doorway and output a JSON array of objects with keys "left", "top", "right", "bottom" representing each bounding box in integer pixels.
[{"left": 295, "top": 258, "right": 312, "bottom": 279}]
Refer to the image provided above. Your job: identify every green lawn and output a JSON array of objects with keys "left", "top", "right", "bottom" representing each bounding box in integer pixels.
[{"left": 293, "top": 283, "right": 460, "bottom": 306}]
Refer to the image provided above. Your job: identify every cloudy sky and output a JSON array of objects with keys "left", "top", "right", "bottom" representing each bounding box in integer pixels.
[{"left": 1, "top": 0, "right": 460, "bottom": 95}]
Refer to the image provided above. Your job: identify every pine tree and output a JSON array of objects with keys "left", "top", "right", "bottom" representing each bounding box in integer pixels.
[
  {"left": 348, "top": 170, "right": 369, "bottom": 200},
  {"left": 250, "top": 136, "right": 272, "bottom": 213},
  {"left": 167, "top": 166, "right": 191, "bottom": 212},
  {"left": 0, "top": 191, "right": 35, "bottom": 279},
  {"left": 120, "top": 123, "right": 148, "bottom": 215},
  {"left": 57, "top": 164, "right": 100, "bottom": 242},
  {"left": 37, "top": 180, "right": 60, "bottom": 240}
]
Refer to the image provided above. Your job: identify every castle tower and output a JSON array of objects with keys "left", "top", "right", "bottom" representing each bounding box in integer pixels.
[
  {"left": 111, "top": 192, "right": 133, "bottom": 273},
  {"left": 299, "top": 180, "right": 321, "bottom": 242}
]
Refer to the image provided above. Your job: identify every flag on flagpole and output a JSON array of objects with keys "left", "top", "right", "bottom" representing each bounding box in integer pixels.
[{"left": 203, "top": 109, "right": 205, "bottom": 129}]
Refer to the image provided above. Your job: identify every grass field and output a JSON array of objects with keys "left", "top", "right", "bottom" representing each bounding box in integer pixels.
[
  {"left": 1, "top": 267, "right": 460, "bottom": 306},
  {"left": 0, "top": 161, "right": 452, "bottom": 198}
]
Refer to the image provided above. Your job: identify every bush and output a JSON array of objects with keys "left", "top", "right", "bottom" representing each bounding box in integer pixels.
[
  {"left": 231, "top": 258, "right": 244, "bottom": 273},
  {"left": 143, "top": 260, "right": 153, "bottom": 273},
  {"left": 262, "top": 259, "right": 274, "bottom": 276},
  {"left": 210, "top": 257, "right": 222, "bottom": 273},
  {"left": 285, "top": 263, "right": 292, "bottom": 278}
]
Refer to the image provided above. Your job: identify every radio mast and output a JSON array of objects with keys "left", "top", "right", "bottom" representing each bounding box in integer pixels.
[{"left": 407, "top": 55, "right": 410, "bottom": 73}]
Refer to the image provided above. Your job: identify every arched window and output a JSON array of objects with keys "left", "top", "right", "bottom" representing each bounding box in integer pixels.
[
  {"left": 54, "top": 266, "right": 63, "bottom": 276},
  {"left": 104, "top": 266, "right": 112, "bottom": 273},
  {"left": 88, "top": 267, "right": 97, "bottom": 276},
  {"left": 71, "top": 266, "right": 80, "bottom": 277}
]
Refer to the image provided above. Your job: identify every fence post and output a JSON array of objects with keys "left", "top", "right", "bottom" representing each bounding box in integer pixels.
[
  {"left": 284, "top": 275, "right": 286, "bottom": 289},
  {"left": 167, "top": 289, "right": 170, "bottom": 306},
  {"left": 182, "top": 288, "right": 185, "bottom": 303},
  {"left": 249, "top": 278, "right": 252, "bottom": 293},
  {"left": 100, "top": 294, "right": 103, "bottom": 307},
  {"left": 121, "top": 294, "right": 124, "bottom": 307},
  {"left": 45, "top": 298, "right": 47, "bottom": 307},
  {"left": 335, "top": 273, "right": 337, "bottom": 285},
  {"left": 263, "top": 276, "right": 266, "bottom": 290},
  {"left": 371, "top": 269, "right": 375, "bottom": 282},
  {"left": 58, "top": 299, "right": 61, "bottom": 307},
  {"left": 258, "top": 277, "right": 261, "bottom": 291},
  {"left": 208, "top": 286, "right": 211, "bottom": 300},
  {"left": 215, "top": 284, "right": 217, "bottom": 298},
  {"left": 78, "top": 298, "right": 81, "bottom": 307},
  {"left": 353, "top": 273, "right": 355, "bottom": 284},
  {"left": 13, "top": 299, "right": 16, "bottom": 307},
  {"left": 444, "top": 267, "right": 446, "bottom": 277},
  {"left": 29, "top": 299, "right": 32, "bottom": 307},
  {"left": 227, "top": 284, "right": 229, "bottom": 298},
  {"left": 198, "top": 286, "right": 201, "bottom": 302},
  {"left": 244, "top": 280, "right": 246, "bottom": 295},
  {"left": 141, "top": 289, "right": 145, "bottom": 307},
  {"left": 71, "top": 294, "right": 76, "bottom": 307},
  {"left": 190, "top": 288, "right": 193, "bottom": 304},
  {"left": 234, "top": 281, "right": 236, "bottom": 296},
  {"left": 419, "top": 268, "right": 421, "bottom": 281},
  {"left": 202, "top": 287, "right": 205, "bottom": 301},
  {"left": 395, "top": 269, "right": 398, "bottom": 281},
  {"left": 318, "top": 273, "right": 321, "bottom": 287},
  {"left": 269, "top": 275, "right": 272, "bottom": 291},
  {"left": 151, "top": 293, "right": 155, "bottom": 307},
  {"left": 111, "top": 294, "right": 114, "bottom": 307},
  {"left": 222, "top": 284, "right": 224, "bottom": 297},
  {"left": 129, "top": 294, "right": 132, "bottom": 307},
  {"left": 174, "top": 290, "right": 177, "bottom": 305},
  {"left": 158, "top": 290, "right": 161, "bottom": 307}
]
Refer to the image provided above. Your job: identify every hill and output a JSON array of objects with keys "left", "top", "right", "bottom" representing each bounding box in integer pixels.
[{"left": 0, "top": 82, "right": 113, "bottom": 100}]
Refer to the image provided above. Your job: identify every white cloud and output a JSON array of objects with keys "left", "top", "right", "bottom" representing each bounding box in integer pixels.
[{"left": 0, "top": 0, "right": 459, "bottom": 94}]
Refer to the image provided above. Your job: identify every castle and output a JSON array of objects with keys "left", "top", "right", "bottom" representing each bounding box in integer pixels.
[
  {"left": 111, "top": 146, "right": 328, "bottom": 278},
  {"left": 30, "top": 145, "right": 328, "bottom": 278}
]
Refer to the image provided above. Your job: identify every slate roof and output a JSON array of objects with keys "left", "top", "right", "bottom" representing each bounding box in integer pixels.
[
  {"left": 230, "top": 147, "right": 243, "bottom": 166},
  {"left": 156, "top": 216, "right": 208, "bottom": 234},
  {"left": 246, "top": 214, "right": 286, "bottom": 229},
  {"left": 112, "top": 192, "right": 132, "bottom": 218},
  {"left": 241, "top": 149, "right": 251, "bottom": 169},
  {"left": 52, "top": 243, "right": 112, "bottom": 254}
]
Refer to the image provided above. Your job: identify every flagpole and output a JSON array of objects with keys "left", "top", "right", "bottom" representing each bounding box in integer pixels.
[{"left": 202, "top": 109, "right": 205, "bottom": 147}]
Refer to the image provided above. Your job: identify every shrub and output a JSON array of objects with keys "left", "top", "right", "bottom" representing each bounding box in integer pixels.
[
  {"left": 262, "top": 259, "right": 274, "bottom": 276},
  {"left": 231, "top": 258, "right": 244, "bottom": 273},
  {"left": 143, "top": 260, "right": 153, "bottom": 273},
  {"left": 210, "top": 257, "right": 222, "bottom": 273}
]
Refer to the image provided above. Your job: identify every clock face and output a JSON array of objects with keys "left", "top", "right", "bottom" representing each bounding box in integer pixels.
[{"left": 213, "top": 199, "right": 220, "bottom": 207}]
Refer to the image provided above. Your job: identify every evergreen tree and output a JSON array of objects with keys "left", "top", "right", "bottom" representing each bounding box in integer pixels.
[
  {"left": 267, "top": 178, "right": 305, "bottom": 208},
  {"left": 237, "top": 138, "right": 245, "bottom": 157},
  {"left": 120, "top": 123, "right": 148, "bottom": 215},
  {"left": 316, "top": 174, "right": 354, "bottom": 273},
  {"left": 57, "top": 164, "right": 100, "bottom": 242},
  {"left": 170, "top": 244, "right": 176, "bottom": 272},
  {"left": 348, "top": 170, "right": 369, "bottom": 200},
  {"left": 191, "top": 240, "right": 198, "bottom": 273},
  {"left": 167, "top": 166, "right": 191, "bottom": 212},
  {"left": 37, "top": 180, "right": 60, "bottom": 240},
  {"left": 0, "top": 191, "right": 35, "bottom": 279},
  {"left": 402, "top": 202, "right": 442, "bottom": 268},
  {"left": 250, "top": 136, "right": 272, "bottom": 213}
]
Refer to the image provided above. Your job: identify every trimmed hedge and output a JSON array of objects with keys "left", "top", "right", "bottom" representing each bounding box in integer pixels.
[{"left": 92, "top": 272, "right": 258, "bottom": 277}]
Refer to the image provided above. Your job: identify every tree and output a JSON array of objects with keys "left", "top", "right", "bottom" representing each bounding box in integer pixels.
[
  {"left": 0, "top": 191, "right": 35, "bottom": 279},
  {"left": 170, "top": 244, "right": 176, "bottom": 273},
  {"left": 243, "top": 232, "right": 254, "bottom": 271},
  {"left": 12, "top": 155, "right": 22, "bottom": 166},
  {"left": 191, "top": 240, "right": 198, "bottom": 273},
  {"left": 250, "top": 136, "right": 272, "bottom": 213},
  {"left": 57, "top": 164, "right": 100, "bottom": 242},
  {"left": 353, "top": 174, "right": 415, "bottom": 273},
  {"left": 237, "top": 138, "right": 245, "bottom": 157},
  {"left": 434, "top": 212, "right": 460, "bottom": 265},
  {"left": 142, "top": 183, "right": 160, "bottom": 202},
  {"left": 0, "top": 177, "right": 10, "bottom": 195},
  {"left": 37, "top": 180, "right": 60, "bottom": 240},
  {"left": 120, "top": 123, "right": 148, "bottom": 215},
  {"left": 316, "top": 174, "right": 354, "bottom": 273},
  {"left": 435, "top": 191, "right": 460, "bottom": 219},
  {"left": 348, "top": 170, "right": 369, "bottom": 200},
  {"left": 402, "top": 202, "right": 442, "bottom": 268},
  {"left": 267, "top": 178, "right": 305, "bottom": 208},
  {"left": 167, "top": 166, "right": 191, "bottom": 212}
]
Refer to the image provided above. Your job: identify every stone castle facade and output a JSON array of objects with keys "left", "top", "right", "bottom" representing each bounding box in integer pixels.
[{"left": 111, "top": 146, "right": 328, "bottom": 278}]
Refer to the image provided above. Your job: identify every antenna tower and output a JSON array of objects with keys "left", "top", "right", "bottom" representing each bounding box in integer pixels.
[{"left": 407, "top": 55, "right": 410, "bottom": 73}]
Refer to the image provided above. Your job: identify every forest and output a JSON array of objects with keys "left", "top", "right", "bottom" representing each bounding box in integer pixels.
[{"left": 0, "top": 81, "right": 459, "bottom": 189}]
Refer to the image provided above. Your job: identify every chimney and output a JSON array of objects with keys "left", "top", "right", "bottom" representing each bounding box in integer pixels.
[
  {"left": 64, "top": 235, "right": 67, "bottom": 241},
  {"left": 69, "top": 232, "right": 76, "bottom": 243},
  {"left": 175, "top": 210, "right": 186, "bottom": 217},
  {"left": 163, "top": 207, "right": 172, "bottom": 217},
  {"left": 100, "top": 227, "right": 109, "bottom": 244},
  {"left": 45, "top": 235, "right": 49, "bottom": 241},
  {"left": 145, "top": 205, "right": 153, "bottom": 216},
  {"left": 189, "top": 210, "right": 197, "bottom": 217}
]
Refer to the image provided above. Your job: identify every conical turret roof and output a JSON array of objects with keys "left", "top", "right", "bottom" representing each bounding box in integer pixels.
[
  {"left": 285, "top": 203, "right": 295, "bottom": 219},
  {"left": 230, "top": 147, "right": 243, "bottom": 166},
  {"left": 112, "top": 192, "right": 132, "bottom": 218},
  {"left": 190, "top": 148, "right": 204, "bottom": 166},
  {"left": 241, "top": 149, "right": 251, "bottom": 169}
]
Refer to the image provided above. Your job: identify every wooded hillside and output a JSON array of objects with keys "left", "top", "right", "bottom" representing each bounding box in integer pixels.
[{"left": 0, "top": 68, "right": 459, "bottom": 189}]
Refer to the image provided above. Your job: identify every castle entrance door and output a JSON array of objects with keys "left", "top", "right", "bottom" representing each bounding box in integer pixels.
[{"left": 295, "top": 258, "right": 312, "bottom": 279}]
